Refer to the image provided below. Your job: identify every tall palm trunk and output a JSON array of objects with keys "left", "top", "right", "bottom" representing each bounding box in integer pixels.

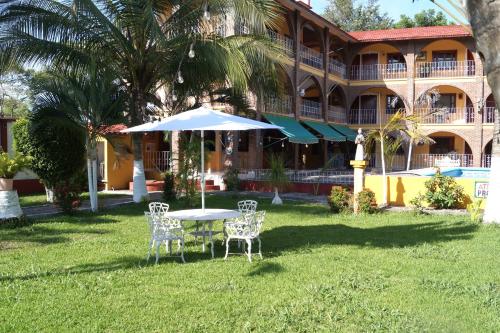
[
  {"left": 132, "top": 133, "right": 148, "bottom": 202},
  {"left": 406, "top": 138, "right": 414, "bottom": 171},
  {"left": 466, "top": 0, "right": 500, "bottom": 223},
  {"left": 86, "top": 137, "right": 98, "bottom": 212}
]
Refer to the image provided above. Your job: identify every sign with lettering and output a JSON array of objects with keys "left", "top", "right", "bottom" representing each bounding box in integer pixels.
[{"left": 474, "top": 181, "right": 489, "bottom": 198}]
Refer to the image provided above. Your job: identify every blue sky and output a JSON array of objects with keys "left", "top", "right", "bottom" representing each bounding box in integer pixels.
[{"left": 310, "top": 0, "right": 453, "bottom": 21}]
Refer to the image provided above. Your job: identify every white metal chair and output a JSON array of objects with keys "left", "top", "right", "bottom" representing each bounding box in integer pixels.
[
  {"left": 149, "top": 202, "right": 169, "bottom": 215},
  {"left": 224, "top": 211, "right": 265, "bottom": 262},
  {"left": 145, "top": 212, "right": 185, "bottom": 264},
  {"left": 237, "top": 200, "right": 258, "bottom": 213}
]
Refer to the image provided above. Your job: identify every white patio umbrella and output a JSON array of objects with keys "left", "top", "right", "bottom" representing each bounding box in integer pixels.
[{"left": 122, "top": 106, "right": 282, "bottom": 210}]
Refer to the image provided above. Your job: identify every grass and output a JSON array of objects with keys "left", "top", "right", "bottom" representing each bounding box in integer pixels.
[
  {"left": 19, "top": 192, "right": 129, "bottom": 207},
  {"left": 1, "top": 194, "right": 499, "bottom": 332}
]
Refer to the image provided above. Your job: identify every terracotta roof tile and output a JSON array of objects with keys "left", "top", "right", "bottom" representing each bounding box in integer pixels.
[
  {"left": 99, "top": 124, "right": 128, "bottom": 135},
  {"left": 349, "top": 25, "right": 471, "bottom": 42}
]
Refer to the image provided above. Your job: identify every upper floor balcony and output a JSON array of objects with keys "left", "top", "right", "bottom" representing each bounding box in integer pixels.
[
  {"left": 415, "top": 60, "right": 476, "bottom": 78},
  {"left": 414, "top": 107, "right": 475, "bottom": 124},
  {"left": 328, "top": 106, "right": 347, "bottom": 124},
  {"left": 264, "top": 95, "right": 294, "bottom": 117},
  {"left": 349, "top": 63, "right": 407, "bottom": 81},
  {"left": 483, "top": 107, "right": 497, "bottom": 124},
  {"left": 300, "top": 99, "right": 322, "bottom": 119},
  {"left": 267, "top": 29, "right": 294, "bottom": 57}
]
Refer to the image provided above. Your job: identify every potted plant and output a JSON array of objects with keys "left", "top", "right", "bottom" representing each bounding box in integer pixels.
[
  {"left": 0, "top": 152, "right": 30, "bottom": 191},
  {"left": 268, "top": 154, "right": 289, "bottom": 205}
]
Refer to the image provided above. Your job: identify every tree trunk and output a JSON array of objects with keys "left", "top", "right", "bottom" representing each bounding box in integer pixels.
[
  {"left": 86, "top": 140, "right": 98, "bottom": 212},
  {"left": 380, "top": 137, "right": 387, "bottom": 206},
  {"left": 132, "top": 133, "right": 149, "bottom": 203},
  {"left": 407, "top": 138, "right": 414, "bottom": 171},
  {"left": 466, "top": 0, "right": 500, "bottom": 223}
]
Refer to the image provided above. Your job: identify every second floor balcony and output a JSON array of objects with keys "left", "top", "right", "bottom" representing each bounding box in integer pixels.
[
  {"left": 414, "top": 107, "right": 475, "bottom": 124},
  {"left": 483, "top": 107, "right": 497, "bottom": 123},
  {"left": 328, "top": 106, "right": 347, "bottom": 124},
  {"left": 349, "top": 63, "right": 407, "bottom": 81},
  {"left": 300, "top": 44, "right": 323, "bottom": 70},
  {"left": 415, "top": 60, "right": 476, "bottom": 78},
  {"left": 300, "top": 99, "right": 322, "bottom": 119}
]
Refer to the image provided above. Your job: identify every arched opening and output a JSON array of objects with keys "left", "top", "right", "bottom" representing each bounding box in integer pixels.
[
  {"left": 483, "top": 140, "right": 492, "bottom": 167},
  {"left": 299, "top": 77, "right": 323, "bottom": 120},
  {"left": 350, "top": 43, "right": 407, "bottom": 80},
  {"left": 349, "top": 87, "right": 406, "bottom": 125},
  {"left": 484, "top": 94, "right": 496, "bottom": 123},
  {"left": 412, "top": 131, "right": 473, "bottom": 168},
  {"left": 300, "top": 22, "right": 324, "bottom": 70},
  {"left": 327, "top": 85, "right": 347, "bottom": 123},
  {"left": 415, "top": 39, "right": 476, "bottom": 78},
  {"left": 415, "top": 85, "right": 474, "bottom": 124},
  {"left": 328, "top": 38, "right": 347, "bottom": 78},
  {"left": 264, "top": 68, "right": 294, "bottom": 117}
]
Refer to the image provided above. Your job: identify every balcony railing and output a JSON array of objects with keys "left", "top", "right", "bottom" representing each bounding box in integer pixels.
[
  {"left": 413, "top": 107, "right": 475, "bottom": 124},
  {"left": 328, "top": 106, "right": 347, "bottom": 124},
  {"left": 411, "top": 154, "right": 473, "bottom": 169},
  {"left": 350, "top": 63, "right": 407, "bottom": 80},
  {"left": 265, "top": 95, "right": 293, "bottom": 116},
  {"left": 301, "top": 99, "right": 322, "bottom": 119},
  {"left": 267, "top": 30, "right": 294, "bottom": 56},
  {"left": 300, "top": 44, "right": 323, "bottom": 69},
  {"left": 348, "top": 109, "right": 377, "bottom": 124},
  {"left": 415, "top": 60, "right": 475, "bottom": 78},
  {"left": 483, "top": 107, "right": 497, "bottom": 123},
  {"left": 239, "top": 169, "right": 354, "bottom": 185},
  {"left": 329, "top": 58, "right": 347, "bottom": 79},
  {"left": 482, "top": 155, "right": 491, "bottom": 168},
  {"left": 144, "top": 151, "right": 171, "bottom": 173}
]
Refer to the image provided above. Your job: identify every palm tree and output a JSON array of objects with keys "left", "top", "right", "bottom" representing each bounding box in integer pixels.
[
  {"left": 428, "top": 1, "right": 500, "bottom": 223},
  {"left": 30, "top": 64, "right": 125, "bottom": 212},
  {"left": 0, "top": 0, "right": 283, "bottom": 202}
]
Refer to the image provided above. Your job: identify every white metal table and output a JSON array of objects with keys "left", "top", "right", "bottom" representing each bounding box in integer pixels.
[{"left": 165, "top": 209, "right": 241, "bottom": 258}]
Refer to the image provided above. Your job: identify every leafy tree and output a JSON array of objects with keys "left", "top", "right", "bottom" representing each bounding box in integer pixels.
[
  {"left": 394, "top": 9, "right": 449, "bottom": 28},
  {"left": 0, "top": 0, "right": 283, "bottom": 203},
  {"left": 323, "top": 0, "right": 393, "bottom": 31}
]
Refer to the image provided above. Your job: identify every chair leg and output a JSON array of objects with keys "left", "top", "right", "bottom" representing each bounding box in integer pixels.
[
  {"left": 194, "top": 221, "right": 199, "bottom": 245},
  {"left": 180, "top": 239, "right": 186, "bottom": 263},
  {"left": 146, "top": 239, "right": 153, "bottom": 261},
  {"left": 165, "top": 240, "right": 169, "bottom": 254},
  {"left": 169, "top": 241, "right": 172, "bottom": 256},
  {"left": 257, "top": 237, "right": 263, "bottom": 259},
  {"left": 155, "top": 242, "right": 161, "bottom": 264},
  {"left": 246, "top": 239, "right": 252, "bottom": 263},
  {"left": 176, "top": 239, "right": 181, "bottom": 254},
  {"left": 224, "top": 237, "right": 231, "bottom": 260}
]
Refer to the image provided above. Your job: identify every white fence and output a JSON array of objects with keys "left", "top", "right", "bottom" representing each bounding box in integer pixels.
[
  {"left": 415, "top": 60, "right": 475, "bottom": 78},
  {"left": 300, "top": 100, "right": 322, "bottom": 119},
  {"left": 411, "top": 154, "right": 473, "bottom": 169},
  {"left": 328, "top": 106, "right": 347, "bottom": 123},
  {"left": 414, "top": 107, "right": 475, "bottom": 124},
  {"left": 329, "top": 58, "right": 347, "bottom": 79},
  {"left": 239, "top": 169, "right": 354, "bottom": 185},
  {"left": 348, "top": 109, "right": 377, "bottom": 124},
  {"left": 268, "top": 30, "right": 294, "bottom": 56},
  {"left": 350, "top": 63, "right": 407, "bottom": 80},
  {"left": 300, "top": 44, "right": 323, "bottom": 69},
  {"left": 483, "top": 107, "right": 497, "bottom": 123},
  {"left": 144, "top": 151, "right": 171, "bottom": 173}
]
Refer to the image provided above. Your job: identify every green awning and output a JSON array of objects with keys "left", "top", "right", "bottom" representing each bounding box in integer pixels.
[
  {"left": 329, "top": 124, "right": 357, "bottom": 142},
  {"left": 303, "top": 120, "right": 346, "bottom": 142},
  {"left": 264, "top": 114, "right": 318, "bottom": 144}
]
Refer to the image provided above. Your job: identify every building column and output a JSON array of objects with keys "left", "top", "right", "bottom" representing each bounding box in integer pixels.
[
  {"left": 323, "top": 27, "right": 329, "bottom": 123},
  {"left": 170, "top": 131, "right": 180, "bottom": 173},
  {"left": 293, "top": 10, "right": 301, "bottom": 171}
]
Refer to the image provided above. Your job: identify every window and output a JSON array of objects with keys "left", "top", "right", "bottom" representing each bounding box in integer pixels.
[
  {"left": 433, "top": 93, "right": 456, "bottom": 112},
  {"left": 430, "top": 137, "right": 455, "bottom": 154},
  {"left": 387, "top": 53, "right": 405, "bottom": 71},
  {"left": 432, "top": 51, "right": 457, "bottom": 69}
]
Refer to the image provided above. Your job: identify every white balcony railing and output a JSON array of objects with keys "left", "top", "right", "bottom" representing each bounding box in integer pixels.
[
  {"left": 350, "top": 63, "right": 407, "bottom": 80},
  {"left": 265, "top": 95, "right": 293, "bottom": 116},
  {"left": 328, "top": 106, "right": 347, "bottom": 124},
  {"left": 411, "top": 154, "right": 473, "bottom": 169},
  {"left": 239, "top": 169, "right": 354, "bottom": 185},
  {"left": 301, "top": 99, "right": 322, "bottom": 119},
  {"left": 366, "top": 154, "right": 406, "bottom": 172},
  {"left": 415, "top": 60, "right": 475, "bottom": 78},
  {"left": 348, "top": 109, "right": 377, "bottom": 124},
  {"left": 483, "top": 107, "right": 497, "bottom": 123},
  {"left": 267, "top": 30, "right": 294, "bottom": 56},
  {"left": 300, "top": 44, "right": 323, "bottom": 69},
  {"left": 144, "top": 151, "right": 171, "bottom": 173},
  {"left": 482, "top": 155, "right": 491, "bottom": 168},
  {"left": 414, "top": 107, "right": 475, "bottom": 124},
  {"left": 329, "top": 58, "right": 347, "bottom": 79}
]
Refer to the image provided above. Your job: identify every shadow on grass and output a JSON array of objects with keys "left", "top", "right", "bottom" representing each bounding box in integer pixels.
[
  {"left": 246, "top": 262, "right": 285, "bottom": 277},
  {"left": 260, "top": 221, "right": 478, "bottom": 255}
]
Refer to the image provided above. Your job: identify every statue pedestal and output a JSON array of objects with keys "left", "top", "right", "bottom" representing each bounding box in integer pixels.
[
  {"left": 350, "top": 160, "right": 368, "bottom": 213},
  {"left": 0, "top": 191, "right": 24, "bottom": 220}
]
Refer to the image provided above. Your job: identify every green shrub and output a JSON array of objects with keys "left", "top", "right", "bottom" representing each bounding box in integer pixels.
[
  {"left": 409, "top": 192, "right": 426, "bottom": 214},
  {"left": 467, "top": 199, "right": 483, "bottom": 223},
  {"left": 424, "top": 171, "right": 466, "bottom": 209},
  {"left": 357, "top": 189, "right": 378, "bottom": 214},
  {"left": 0, "top": 152, "right": 30, "bottom": 178},
  {"left": 328, "top": 186, "right": 352, "bottom": 213},
  {"left": 162, "top": 171, "right": 176, "bottom": 201},
  {"left": 223, "top": 167, "right": 240, "bottom": 191}
]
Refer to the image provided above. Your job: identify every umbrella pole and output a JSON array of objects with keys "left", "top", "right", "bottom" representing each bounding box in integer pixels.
[{"left": 201, "top": 130, "right": 205, "bottom": 211}]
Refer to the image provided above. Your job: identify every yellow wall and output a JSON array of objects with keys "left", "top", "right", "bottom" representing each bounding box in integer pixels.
[
  {"left": 365, "top": 174, "right": 487, "bottom": 208},
  {"left": 419, "top": 39, "right": 468, "bottom": 62},
  {"left": 357, "top": 43, "right": 401, "bottom": 64},
  {"left": 103, "top": 135, "right": 134, "bottom": 190}
]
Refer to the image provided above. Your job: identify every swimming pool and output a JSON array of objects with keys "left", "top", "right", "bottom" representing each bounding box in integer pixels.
[{"left": 418, "top": 167, "right": 490, "bottom": 179}]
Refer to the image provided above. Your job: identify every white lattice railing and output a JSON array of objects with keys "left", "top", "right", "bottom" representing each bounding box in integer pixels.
[
  {"left": 329, "top": 58, "right": 347, "bottom": 78},
  {"left": 300, "top": 100, "right": 322, "bottom": 119},
  {"left": 348, "top": 109, "right": 377, "bottom": 124},
  {"left": 144, "top": 151, "right": 171, "bottom": 173},
  {"left": 267, "top": 30, "right": 294, "bottom": 56},
  {"left": 414, "top": 107, "right": 475, "bottom": 124},
  {"left": 415, "top": 60, "right": 475, "bottom": 78},
  {"left": 239, "top": 169, "right": 354, "bottom": 185},
  {"left": 328, "top": 106, "right": 347, "bottom": 124},
  {"left": 350, "top": 63, "right": 407, "bottom": 80},
  {"left": 483, "top": 107, "right": 497, "bottom": 123},
  {"left": 411, "top": 154, "right": 473, "bottom": 169},
  {"left": 482, "top": 155, "right": 491, "bottom": 168},
  {"left": 265, "top": 95, "right": 293, "bottom": 116},
  {"left": 300, "top": 44, "right": 323, "bottom": 69}
]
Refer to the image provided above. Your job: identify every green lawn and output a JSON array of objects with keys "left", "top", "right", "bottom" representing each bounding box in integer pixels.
[
  {"left": 1, "top": 195, "right": 499, "bottom": 332},
  {"left": 19, "top": 192, "right": 129, "bottom": 207}
]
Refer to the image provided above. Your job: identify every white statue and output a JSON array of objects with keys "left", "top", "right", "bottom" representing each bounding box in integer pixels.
[{"left": 354, "top": 128, "right": 365, "bottom": 161}]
